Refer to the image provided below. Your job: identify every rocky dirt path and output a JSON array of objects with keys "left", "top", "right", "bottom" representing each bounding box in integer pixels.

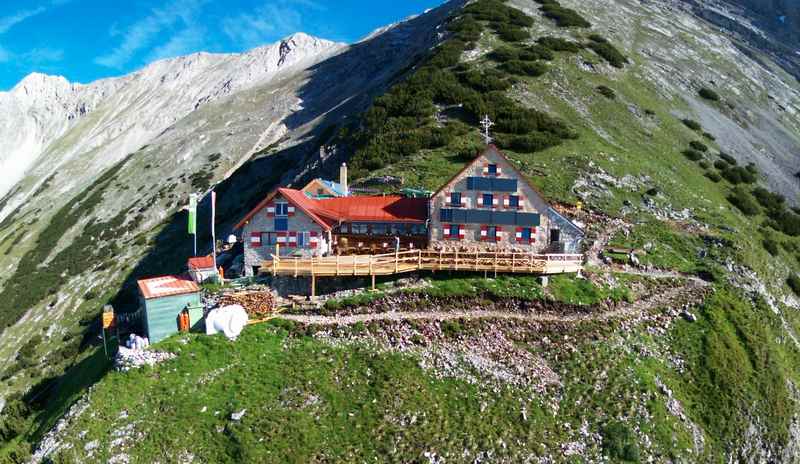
[{"left": 278, "top": 278, "right": 709, "bottom": 326}]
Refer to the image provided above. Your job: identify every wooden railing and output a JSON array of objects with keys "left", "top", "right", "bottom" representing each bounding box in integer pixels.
[{"left": 263, "top": 250, "right": 583, "bottom": 278}]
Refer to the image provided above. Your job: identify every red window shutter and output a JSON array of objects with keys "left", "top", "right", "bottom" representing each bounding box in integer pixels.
[
  {"left": 495, "top": 226, "right": 503, "bottom": 242},
  {"left": 480, "top": 225, "right": 488, "bottom": 241},
  {"left": 458, "top": 225, "right": 466, "bottom": 240},
  {"left": 250, "top": 232, "right": 262, "bottom": 247},
  {"left": 287, "top": 205, "right": 296, "bottom": 217},
  {"left": 310, "top": 231, "right": 318, "bottom": 237},
  {"left": 482, "top": 163, "right": 489, "bottom": 175},
  {"left": 265, "top": 203, "right": 275, "bottom": 217},
  {"left": 443, "top": 224, "right": 451, "bottom": 238},
  {"left": 516, "top": 227, "right": 524, "bottom": 243}
]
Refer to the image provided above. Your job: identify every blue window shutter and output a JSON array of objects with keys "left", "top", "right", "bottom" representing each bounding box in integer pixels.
[{"left": 274, "top": 218, "right": 288, "bottom": 231}]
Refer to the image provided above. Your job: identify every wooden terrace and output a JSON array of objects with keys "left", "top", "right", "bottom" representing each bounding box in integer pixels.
[{"left": 262, "top": 250, "right": 583, "bottom": 296}]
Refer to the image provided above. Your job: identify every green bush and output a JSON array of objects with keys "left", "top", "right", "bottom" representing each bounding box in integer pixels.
[
  {"left": 763, "top": 239, "right": 780, "bottom": 256},
  {"left": 683, "top": 149, "right": 703, "bottom": 161},
  {"left": 703, "top": 132, "right": 716, "bottom": 141},
  {"left": 489, "top": 47, "right": 519, "bottom": 62},
  {"left": 705, "top": 172, "right": 722, "bottom": 183},
  {"left": 682, "top": 118, "right": 702, "bottom": 130},
  {"left": 602, "top": 421, "right": 640, "bottom": 462},
  {"left": 501, "top": 60, "right": 549, "bottom": 77},
  {"left": 752, "top": 187, "right": 785, "bottom": 212},
  {"left": 540, "top": 3, "right": 592, "bottom": 28},
  {"left": 537, "top": 36, "right": 582, "bottom": 52},
  {"left": 494, "top": 23, "right": 530, "bottom": 42},
  {"left": 689, "top": 140, "right": 708, "bottom": 152},
  {"left": 519, "top": 44, "right": 554, "bottom": 61},
  {"left": 698, "top": 160, "right": 710, "bottom": 169},
  {"left": 441, "top": 320, "right": 465, "bottom": 338},
  {"left": 767, "top": 210, "right": 800, "bottom": 237},
  {"left": 699, "top": 87, "right": 721, "bottom": 101},
  {"left": 719, "top": 152, "right": 737, "bottom": 165},
  {"left": 596, "top": 85, "right": 616, "bottom": 99},
  {"left": 728, "top": 187, "right": 760, "bottom": 216},
  {"left": 788, "top": 275, "right": 800, "bottom": 296},
  {"left": 721, "top": 166, "right": 756, "bottom": 184},
  {"left": 714, "top": 160, "right": 729, "bottom": 170},
  {"left": 587, "top": 40, "right": 628, "bottom": 68},
  {"left": 447, "top": 15, "right": 483, "bottom": 42}
]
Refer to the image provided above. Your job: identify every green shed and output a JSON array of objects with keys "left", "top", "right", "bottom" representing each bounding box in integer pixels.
[{"left": 137, "top": 275, "right": 202, "bottom": 343}]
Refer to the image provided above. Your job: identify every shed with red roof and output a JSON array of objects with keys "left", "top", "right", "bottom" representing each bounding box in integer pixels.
[{"left": 137, "top": 275, "right": 202, "bottom": 343}]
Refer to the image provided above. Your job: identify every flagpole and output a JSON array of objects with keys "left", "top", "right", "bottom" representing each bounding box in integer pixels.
[
  {"left": 211, "top": 190, "right": 217, "bottom": 274},
  {"left": 188, "top": 193, "right": 198, "bottom": 256}
]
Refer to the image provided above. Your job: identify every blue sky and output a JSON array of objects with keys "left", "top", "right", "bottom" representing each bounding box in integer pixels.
[{"left": 0, "top": 0, "right": 444, "bottom": 90}]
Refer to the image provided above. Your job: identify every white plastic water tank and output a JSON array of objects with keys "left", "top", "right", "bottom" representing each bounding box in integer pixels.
[{"left": 205, "top": 305, "right": 248, "bottom": 340}]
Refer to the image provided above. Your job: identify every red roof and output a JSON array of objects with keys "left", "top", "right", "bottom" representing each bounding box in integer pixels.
[
  {"left": 137, "top": 275, "right": 200, "bottom": 300},
  {"left": 313, "top": 196, "right": 428, "bottom": 223},
  {"left": 187, "top": 255, "right": 215, "bottom": 270},
  {"left": 234, "top": 187, "right": 428, "bottom": 230}
]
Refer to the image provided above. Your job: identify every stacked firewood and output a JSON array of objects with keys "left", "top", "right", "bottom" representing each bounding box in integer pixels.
[{"left": 219, "top": 291, "right": 276, "bottom": 317}]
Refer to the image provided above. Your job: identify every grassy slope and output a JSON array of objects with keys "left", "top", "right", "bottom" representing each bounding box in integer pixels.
[{"left": 5, "top": 0, "right": 800, "bottom": 462}]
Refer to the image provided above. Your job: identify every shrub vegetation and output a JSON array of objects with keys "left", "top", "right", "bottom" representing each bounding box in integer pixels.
[
  {"left": 587, "top": 35, "right": 628, "bottom": 68},
  {"left": 699, "top": 87, "right": 721, "bottom": 101},
  {"left": 788, "top": 275, "right": 800, "bottom": 296},
  {"left": 682, "top": 119, "right": 702, "bottom": 131},
  {"left": 727, "top": 187, "right": 760, "bottom": 215},
  {"left": 689, "top": 140, "right": 708, "bottom": 152},
  {"left": 596, "top": 85, "right": 616, "bottom": 99},
  {"left": 536, "top": 0, "right": 592, "bottom": 28},
  {"left": 537, "top": 36, "right": 582, "bottom": 53}
]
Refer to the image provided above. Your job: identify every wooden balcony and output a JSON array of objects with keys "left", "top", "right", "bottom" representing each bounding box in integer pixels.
[{"left": 262, "top": 250, "right": 583, "bottom": 279}]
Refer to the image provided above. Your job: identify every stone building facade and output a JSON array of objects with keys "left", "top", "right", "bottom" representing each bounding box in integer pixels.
[
  {"left": 236, "top": 190, "right": 331, "bottom": 276},
  {"left": 428, "top": 145, "right": 582, "bottom": 253},
  {"left": 234, "top": 145, "right": 584, "bottom": 276}
]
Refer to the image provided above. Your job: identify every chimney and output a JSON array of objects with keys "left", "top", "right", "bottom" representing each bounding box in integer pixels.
[{"left": 340, "top": 162, "right": 349, "bottom": 196}]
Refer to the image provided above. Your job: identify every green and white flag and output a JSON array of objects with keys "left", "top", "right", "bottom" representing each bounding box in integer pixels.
[{"left": 188, "top": 194, "right": 198, "bottom": 235}]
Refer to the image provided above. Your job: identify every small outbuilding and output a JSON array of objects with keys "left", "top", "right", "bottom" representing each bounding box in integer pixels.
[
  {"left": 137, "top": 275, "right": 202, "bottom": 343},
  {"left": 187, "top": 255, "right": 218, "bottom": 283}
]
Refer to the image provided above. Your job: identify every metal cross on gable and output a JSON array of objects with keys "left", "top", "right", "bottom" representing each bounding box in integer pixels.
[{"left": 480, "top": 114, "right": 494, "bottom": 145}]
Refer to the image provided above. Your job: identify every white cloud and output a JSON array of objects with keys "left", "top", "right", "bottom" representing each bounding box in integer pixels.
[
  {"left": 221, "top": 0, "right": 326, "bottom": 49},
  {"left": 0, "top": 7, "right": 46, "bottom": 34},
  {"left": 94, "top": 0, "right": 208, "bottom": 69},
  {"left": 147, "top": 25, "right": 207, "bottom": 62},
  {"left": 0, "top": 0, "right": 71, "bottom": 35},
  {"left": 24, "top": 47, "right": 64, "bottom": 63}
]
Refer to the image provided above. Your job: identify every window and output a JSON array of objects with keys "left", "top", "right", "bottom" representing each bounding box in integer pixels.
[
  {"left": 351, "top": 223, "right": 368, "bottom": 235},
  {"left": 509, "top": 195, "right": 520, "bottom": 208},
  {"left": 372, "top": 224, "right": 388, "bottom": 235},
  {"left": 487, "top": 226, "right": 497, "bottom": 240},
  {"left": 275, "top": 202, "right": 289, "bottom": 216},
  {"left": 264, "top": 233, "right": 278, "bottom": 246},
  {"left": 521, "top": 227, "right": 532, "bottom": 240},
  {"left": 274, "top": 218, "right": 288, "bottom": 231},
  {"left": 449, "top": 224, "right": 460, "bottom": 238},
  {"left": 487, "top": 164, "right": 497, "bottom": 175},
  {"left": 482, "top": 193, "right": 494, "bottom": 208},
  {"left": 450, "top": 192, "right": 462, "bottom": 206},
  {"left": 550, "top": 229, "right": 561, "bottom": 243},
  {"left": 297, "top": 232, "right": 306, "bottom": 247},
  {"left": 411, "top": 224, "right": 426, "bottom": 236}
]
